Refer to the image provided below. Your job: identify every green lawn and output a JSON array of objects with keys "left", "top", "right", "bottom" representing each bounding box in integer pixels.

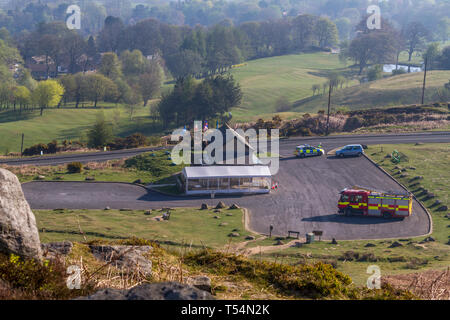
[
  {"left": 35, "top": 207, "right": 252, "bottom": 249},
  {"left": 0, "top": 102, "right": 163, "bottom": 154},
  {"left": 3, "top": 150, "right": 183, "bottom": 185},
  {"left": 229, "top": 52, "right": 356, "bottom": 121}
]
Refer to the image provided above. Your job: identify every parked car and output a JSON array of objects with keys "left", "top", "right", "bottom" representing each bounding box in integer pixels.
[
  {"left": 294, "top": 144, "right": 325, "bottom": 158},
  {"left": 335, "top": 144, "right": 364, "bottom": 157}
]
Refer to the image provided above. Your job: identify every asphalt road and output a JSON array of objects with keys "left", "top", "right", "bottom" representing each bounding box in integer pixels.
[
  {"left": 2, "top": 131, "right": 450, "bottom": 166},
  {"left": 20, "top": 131, "right": 446, "bottom": 240}
]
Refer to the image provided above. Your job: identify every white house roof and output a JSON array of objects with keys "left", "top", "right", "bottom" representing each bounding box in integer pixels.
[{"left": 183, "top": 166, "right": 272, "bottom": 179}]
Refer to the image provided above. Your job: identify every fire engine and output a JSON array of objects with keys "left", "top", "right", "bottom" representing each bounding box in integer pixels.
[{"left": 338, "top": 186, "right": 412, "bottom": 219}]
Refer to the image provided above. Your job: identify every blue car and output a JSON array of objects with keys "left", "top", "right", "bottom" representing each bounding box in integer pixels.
[{"left": 336, "top": 144, "right": 364, "bottom": 157}]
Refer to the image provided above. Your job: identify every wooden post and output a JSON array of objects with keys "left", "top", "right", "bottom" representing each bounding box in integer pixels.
[
  {"left": 20, "top": 133, "right": 24, "bottom": 156},
  {"left": 326, "top": 82, "right": 332, "bottom": 135},
  {"left": 421, "top": 57, "right": 428, "bottom": 105}
]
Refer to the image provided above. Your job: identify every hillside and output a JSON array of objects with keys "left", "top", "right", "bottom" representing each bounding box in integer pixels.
[
  {"left": 293, "top": 70, "right": 450, "bottom": 113},
  {"left": 229, "top": 52, "right": 356, "bottom": 121}
]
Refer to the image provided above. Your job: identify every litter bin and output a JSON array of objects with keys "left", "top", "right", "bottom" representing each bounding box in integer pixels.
[{"left": 306, "top": 233, "right": 315, "bottom": 244}]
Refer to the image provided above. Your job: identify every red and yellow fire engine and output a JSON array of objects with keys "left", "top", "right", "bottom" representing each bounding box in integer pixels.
[{"left": 338, "top": 186, "right": 412, "bottom": 219}]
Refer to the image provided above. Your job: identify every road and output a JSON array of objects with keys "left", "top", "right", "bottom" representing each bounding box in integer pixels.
[
  {"left": 2, "top": 131, "right": 450, "bottom": 166},
  {"left": 20, "top": 131, "right": 448, "bottom": 240}
]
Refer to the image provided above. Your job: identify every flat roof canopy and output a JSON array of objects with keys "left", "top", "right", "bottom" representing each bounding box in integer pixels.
[{"left": 183, "top": 166, "right": 272, "bottom": 179}]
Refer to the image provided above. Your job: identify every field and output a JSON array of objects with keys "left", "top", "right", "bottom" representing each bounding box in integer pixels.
[
  {"left": 2, "top": 151, "right": 182, "bottom": 185},
  {"left": 294, "top": 70, "right": 450, "bottom": 112},
  {"left": 0, "top": 102, "right": 163, "bottom": 154},
  {"left": 229, "top": 52, "right": 355, "bottom": 121},
  {"left": 35, "top": 207, "right": 252, "bottom": 249}
]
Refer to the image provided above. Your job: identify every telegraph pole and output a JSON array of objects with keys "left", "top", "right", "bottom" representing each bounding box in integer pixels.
[
  {"left": 421, "top": 57, "right": 428, "bottom": 105},
  {"left": 326, "top": 81, "right": 332, "bottom": 135},
  {"left": 20, "top": 133, "right": 24, "bottom": 156}
]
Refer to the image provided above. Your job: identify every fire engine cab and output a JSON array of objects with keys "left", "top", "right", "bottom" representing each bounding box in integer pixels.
[{"left": 338, "top": 186, "right": 412, "bottom": 219}]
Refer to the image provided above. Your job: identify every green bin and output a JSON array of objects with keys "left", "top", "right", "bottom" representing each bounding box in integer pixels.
[{"left": 306, "top": 233, "right": 315, "bottom": 244}]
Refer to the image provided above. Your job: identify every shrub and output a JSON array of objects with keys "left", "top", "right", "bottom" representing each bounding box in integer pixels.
[
  {"left": 67, "top": 162, "right": 83, "bottom": 173},
  {"left": 367, "top": 65, "right": 383, "bottom": 81},
  {"left": 22, "top": 143, "right": 49, "bottom": 156},
  {"left": 343, "top": 116, "right": 364, "bottom": 131},
  {"left": 0, "top": 253, "right": 93, "bottom": 299},
  {"left": 392, "top": 68, "right": 406, "bottom": 76}
]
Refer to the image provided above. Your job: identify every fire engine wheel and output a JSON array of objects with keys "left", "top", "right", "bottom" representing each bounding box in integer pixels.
[
  {"left": 383, "top": 212, "right": 391, "bottom": 219},
  {"left": 318, "top": 151, "right": 323, "bottom": 156},
  {"left": 299, "top": 153, "right": 306, "bottom": 158}
]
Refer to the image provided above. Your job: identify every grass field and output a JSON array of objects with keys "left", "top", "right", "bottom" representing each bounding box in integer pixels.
[
  {"left": 2, "top": 150, "right": 182, "bottom": 185},
  {"left": 35, "top": 207, "right": 252, "bottom": 249},
  {"left": 0, "top": 102, "right": 163, "bottom": 154},
  {"left": 229, "top": 52, "right": 356, "bottom": 121},
  {"left": 294, "top": 70, "right": 450, "bottom": 112}
]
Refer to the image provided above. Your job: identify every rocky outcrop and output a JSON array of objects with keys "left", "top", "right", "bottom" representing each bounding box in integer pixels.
[
  {"left": 186, "top": 276, "right": 212, "bottom": 293},
  {"left": 89, "top": 245, "right": 153, "bottom": 276},
  {"left": 0, "top": 168, "right": 42, "bottom": 260},
  {"left": 77, "top": 282, "right": 214, "bottom": 300}
]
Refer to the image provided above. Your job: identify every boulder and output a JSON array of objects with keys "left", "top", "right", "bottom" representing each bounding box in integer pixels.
[
  {"left": 275, "top": 240, "right": 284, "bottom": 245},
  {"left": 331, "top": 238, "right": 338, "bottom": 245},
  {"left": 200, "top": 203, "right": 208, "bottom": 210},
  {"left": 423, "top": 236, "right": 435, "bottom": 242},
  {"left": 218, "top": 222, "right": 228, "bottom": 226},
  {"left": 186, "top": 276, "right": 212, "bottom": 293},
  {"left": 228, "top": 232, "right": 240, "bottom": 237},
  {"left": 41, "top": 241, "right": 73, "bottom": 256},
  {"left": 36, "top": 175, "right": 45, "bottom": 180},
  {"left": 245, "top": 235, "right": 255, "bottom": 240},
  {"left": 133, "top": 179, "right": 143, "bottom": 184},
  {"left": 77, "top": 282, "right": 214, "bottom": 300},
  {"left": 213, "top": 216, "right": 220, "bottom": 219},
  {"left": 0, "top": 169, "right": 42, "bottom": 260},
  {"left": 229, "top": 204, "right": 240, "bottom": 210},
  {"left": 89, "top": 245, "right": 152, "bottom": 276},
  {"left": 144, "top": 210, "right": 152, "bottom": 216},
  {"left": 226, "top": 213, "right": 233, "bottom": 216},
  {"left": 389, "top": 241, "right": 403, "bottom": 248},
  {"left": 213, "top": 209, "right": 221, "bottom": 213},
  {"left": 215, "top": 201, "right": 226, "bottom": 209},
  {"left": 85, "top": 176, "right": 95, "bottom": 181},
  {"left": 104, "top": 206, "right": 111, "bottom": 210},
  {"left": 436, "top": 205, "right": 448, "bottom": 212},
  {"left": 364, "top": 243, "right": 376, "bottom": 247}
]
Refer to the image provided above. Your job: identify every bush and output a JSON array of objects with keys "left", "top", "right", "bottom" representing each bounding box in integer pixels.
[
  {"left": 392, "top": 68, "right": 406, "bottom": 76},
  {"left": 343, "top": 116, "right": 364, "bottom": 131},
  {"left": 275, "top": 96, "right": 291, "bottom": 112},
  {"left": 0, "top": 253, "right": 93, "bottom": 299},
  {"left": 367, "top": 65, "right": 383, "bottom": 81},
  {"left": 107, "top": 133, "right": 149, "bottom": 150},
  {"left": 67, "top": 162, "right": 83, "bottom": 173}
]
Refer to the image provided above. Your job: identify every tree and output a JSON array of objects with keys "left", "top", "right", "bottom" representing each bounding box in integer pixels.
[
  {"left": 348, "top": 31, "right": 396, "bottom": 74},
  {"left": 423, "top": 43, "right": 441, "bottom": 70},
  {"left": 99, "top": 52, "right": 122, "bottom": 80},
  {"left": 335, "top": 18, "right": 352, "bottom": 41},
  {"left": 437, "top": 18, "right": 450, "bottom": 43},
  {"left": 98, "top": 16, "right": 124, "bottom": 53},
  {"left": 32, "top": 80, "right": 64, "bottom": 115},
  {"left": 120, "top": 49, "right": 148, "bottom": 76},
  {"left": 404, "top": 22, "right": 429, "bottom": 63},
  {"left": 138, "top": 64, "right": 162, "bottom": 106},
  {"left": 85, "top": 74, "right": 117, "bottom": 108},
  {"left": 13, "top": 86, "right": 31, "bottom": 113},
  {"left": 438, "top": 46, "right": 450, "bottom": 70},
  {"left": 166, "top": 49, "right": 203, "bottom": 79},
  {"left": 314, "top": 17, "right": 338, "bottom": 48},
  {"left": 87, "top": 113, "right": 113, "bottom": 148}
]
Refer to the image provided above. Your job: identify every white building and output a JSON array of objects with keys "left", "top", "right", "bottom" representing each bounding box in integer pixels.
[{"left": 181, "top": 166, "right": 272, "bottom": 195}]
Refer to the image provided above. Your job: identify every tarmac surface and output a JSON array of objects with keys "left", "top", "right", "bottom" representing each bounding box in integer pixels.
[{"left": 20, "top": 132, "right": 447, "bottom": 240}]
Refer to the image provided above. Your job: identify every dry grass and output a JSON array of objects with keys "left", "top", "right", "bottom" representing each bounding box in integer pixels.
[{"left": 383, "top": 268, "right": 449, "bottom": 300}]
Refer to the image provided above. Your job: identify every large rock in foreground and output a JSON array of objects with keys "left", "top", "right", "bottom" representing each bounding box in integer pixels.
[
  {"left": 77, "top": 282, "right": 214, "bottom": 300},
  {"left": 0, "top": 168, "right": 42, "bottom": 260}
]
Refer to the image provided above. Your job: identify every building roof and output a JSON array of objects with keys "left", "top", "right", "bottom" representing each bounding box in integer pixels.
[{"left": 183, "top": 166, "right": 271, "bottom": 179}]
